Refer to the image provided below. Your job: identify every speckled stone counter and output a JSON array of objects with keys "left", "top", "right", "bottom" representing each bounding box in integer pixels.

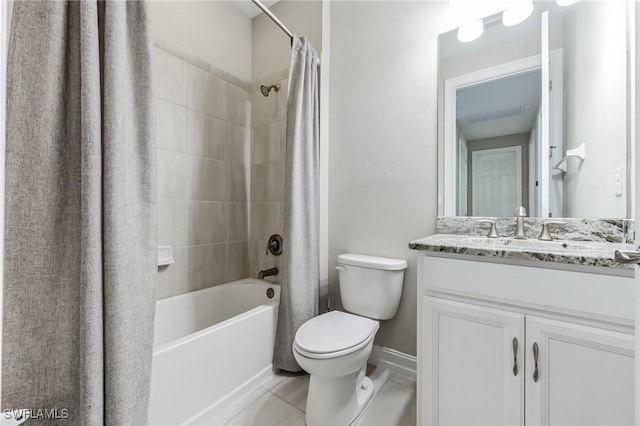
[
  {"left": 409, "top": 234, "right": 634, "bottom": 269},
  {"left": 436, "top": 217, "right": 635, "bottom": 244}
]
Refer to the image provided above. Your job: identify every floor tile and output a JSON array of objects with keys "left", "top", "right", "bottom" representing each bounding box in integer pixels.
[
  {"left": 205, "top": 368, "right": 415, "bottom": 426},
  {"left": 354, "top": 380, "right": 416, "bottom": 426},
  {"left": 270, "top": 374, "right": 310, "bottom": 412},
  {"left": 224, "top": 392, "right": 304, "bottom": 426},
  {"left": 202, "top": 385, "right": 269, "bottom": 426},
  {"left": 260, "top": 371, "right": 292, "bottom": 391}
]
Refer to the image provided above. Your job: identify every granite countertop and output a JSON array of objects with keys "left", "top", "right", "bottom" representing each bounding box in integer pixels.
[{"left": 409, "top": 234, "right": 635, "bottom": 269}]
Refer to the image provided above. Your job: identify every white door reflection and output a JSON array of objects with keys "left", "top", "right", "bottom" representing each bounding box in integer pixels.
[
  {"left": 456, "top": 69, "right": 541, "bottom": 216},
  {"left": 472, "top": 146, "right": 522, "bottom": 216}
]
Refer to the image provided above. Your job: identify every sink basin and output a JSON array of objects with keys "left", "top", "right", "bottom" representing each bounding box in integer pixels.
[{"left": 462, "top": 237, "right": 593, "bottom": 252}]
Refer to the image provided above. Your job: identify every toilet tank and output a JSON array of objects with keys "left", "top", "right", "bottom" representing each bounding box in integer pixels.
[{"left": 337, "top": 253, "right": 407, "bottom": 320}]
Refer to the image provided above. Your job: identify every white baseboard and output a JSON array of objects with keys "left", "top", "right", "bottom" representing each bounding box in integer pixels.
[{"left": 368, "top": 345, "right": 417, "bottom": 389}]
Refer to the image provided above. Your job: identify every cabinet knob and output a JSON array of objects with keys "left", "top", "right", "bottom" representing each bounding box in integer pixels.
[{"left": 532, "top": 342, "right": 539, "bottom": 383}]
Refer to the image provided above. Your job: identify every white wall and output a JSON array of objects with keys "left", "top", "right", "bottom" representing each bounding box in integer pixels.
[
  {"left": 329, "top": 1, "right": 449, "bottom": 356},
  {"left": 562, "top": 1, "right": 627, "bottom": 217},
  {"left": 150, "top": 1, "right": 253, "bottom": 82},
  {"left": 252, "top": 0, "right": 322, "bottom": 82}
]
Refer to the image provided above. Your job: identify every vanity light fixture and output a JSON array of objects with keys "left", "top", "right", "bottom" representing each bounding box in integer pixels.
[
  {"left": 502, "top": 0, "right": 534, "bottom": 26},
  {"left": 557, "top": 0, "right": 579, "bottom": 6},
  {"left": 458, "top": 19, "right": 484, "bottom": 42}
]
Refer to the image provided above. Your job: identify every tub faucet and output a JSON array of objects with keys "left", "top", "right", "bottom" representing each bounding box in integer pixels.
[
  {"left": 258, "top": 267, "right": 279, "bottom": 279},
  {"left": 514, "top": 206, "right": 527, "bottom": 240}
]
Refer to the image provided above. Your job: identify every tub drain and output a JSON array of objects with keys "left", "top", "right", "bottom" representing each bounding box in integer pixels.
[{"left": 266, "top": 288, "right": 275, "bottom": 299}]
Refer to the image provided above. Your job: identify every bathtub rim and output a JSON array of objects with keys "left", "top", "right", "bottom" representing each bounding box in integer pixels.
[{"left": 153, "top": 279, "right": 281, "bottom": 355}]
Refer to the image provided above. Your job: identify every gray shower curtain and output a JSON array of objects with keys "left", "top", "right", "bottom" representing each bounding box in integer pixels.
[
  {"left": 274, "top": 36, "right": 320, "bottom": 372},
  {"left": 3, "top": 1, "right": 157, "bottom": 424}
]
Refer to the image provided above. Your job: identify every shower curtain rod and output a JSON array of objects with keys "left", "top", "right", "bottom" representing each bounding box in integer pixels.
[{"left": 251, "top": 0, "right": 294, "bottom": 42}]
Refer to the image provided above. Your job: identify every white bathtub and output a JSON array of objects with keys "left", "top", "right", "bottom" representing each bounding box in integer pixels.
[{"left": 148, "top": 278, "right": 281, "bottom": 425}]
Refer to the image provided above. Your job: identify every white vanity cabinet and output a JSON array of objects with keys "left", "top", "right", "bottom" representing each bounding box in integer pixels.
[
  {"left": 525, "top": 316, "right": 634, "bottom": 426},
  {"left": 417, "top": 253, "right": 636, "bottom": 426},
  {"left": 423, "top": 298, "right": 525, "bottom": 425}
]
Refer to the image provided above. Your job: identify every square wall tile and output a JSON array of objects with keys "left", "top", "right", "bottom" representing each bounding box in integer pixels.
[
  {"left": 206, "top": 159, "right": 229, "bottom": 202},
  {"left": 251, "top": 203, "right": 282, "bottom": 241},
  {"left": 228, "top": 84, "right": 251, "bottom": 127},
  {"left": 226, "top": 242, "right": 249, "bottom": 282},
  {"left": 157, "top": 149, "right": 188, "bottom": 199},
  {"left": 228, "top": 124, "right": 250, "bottom": 165},
  {"left": 186, "top": 243, "right": 227, "bottom": 291},
  {"left": 158, "top": 199, "right": 187, "bottom": 247},
  {"left": 189, "top": 65, "right": 228, "bottom": 120},
  {"left": 187, "top": 110, "right": 210, "bottom": 157},
  {"left": 154, "top": 48, "right": 188, "bottom": 106},
  {"left": 156, "top": 99, "right": 187, "bottom": 152},
  {"left": 228, "top": 163, "right": 249, "bottom": 202},
  {"left": 207, "top": 73, "right": 229, "bottom": 120},
  {"left": 227, "top": 203, "right": 249, "bottom": 242},
  {"left": 186, "top": 201, "right": 226, "bottom": 245},
  {"left": 187, "top": 156, "right": 228, "bottom": 201},
  {"left": 156, "top": 247, "right": 186, "bottom": 299},
  {"left": 187, "top": 64, "right": 209, "bottom": 113},
  {"left": 252, "top": 120, "right": 283, "bottom": 165},
  {"left": 209, "top": 117, "right": 228, "bottom": 161},
  {"left": 251, "top": 161, "right": 285, "bottom": 202}
]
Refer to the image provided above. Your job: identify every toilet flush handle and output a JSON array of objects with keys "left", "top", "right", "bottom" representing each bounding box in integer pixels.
[{"left": 335, "top": 266, "right": 346, "bottom": 273}]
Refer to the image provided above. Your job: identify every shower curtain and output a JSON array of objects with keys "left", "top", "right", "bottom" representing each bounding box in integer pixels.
[
  {"left": 3, "top": 1, "right": 157, "bottom": 424},
  {"left": 274, "top": 36, "right": 320, "bottom": 372}
]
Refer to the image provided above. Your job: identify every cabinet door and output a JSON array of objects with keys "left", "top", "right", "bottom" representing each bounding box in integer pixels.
[
  {"left": 525, "top": 316, "right": 634, "bottom": 426},
  {"left": 422, "top": 297, "right": 524, "bottom": 426}
]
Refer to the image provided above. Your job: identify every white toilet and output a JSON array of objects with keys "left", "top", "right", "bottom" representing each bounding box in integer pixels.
[{"left": 293, "top": 253, "right": 407, "bottom": 426}]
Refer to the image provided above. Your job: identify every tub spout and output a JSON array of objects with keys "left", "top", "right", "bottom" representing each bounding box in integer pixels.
[{"left": 258, "top": 267, "right": 279, "bottom": 279}]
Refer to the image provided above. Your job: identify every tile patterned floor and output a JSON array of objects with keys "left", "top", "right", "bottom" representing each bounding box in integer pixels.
[{"left": 203, "top": 365, "right": 416, "bottom": 426}]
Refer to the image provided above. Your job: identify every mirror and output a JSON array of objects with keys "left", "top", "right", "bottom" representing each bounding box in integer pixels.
[{"left": 438, "top": 1, "right": 633, "bottom": 218}]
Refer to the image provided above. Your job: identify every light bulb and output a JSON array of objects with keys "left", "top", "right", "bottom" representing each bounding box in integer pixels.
[
  {"left": 503, "top": 0, "right": 534, "bottom": 26},
  {"left": 458, "top": 19, "right": 484, "bottom": 43},
  {"left": 557, "top": 0, "right": 579, "bottom": 6}
]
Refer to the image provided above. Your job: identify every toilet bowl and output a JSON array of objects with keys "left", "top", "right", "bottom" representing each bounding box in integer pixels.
[
  {"left": 293, "top": 253, "right": 407, "bottom": 426},
  {"left": 293, "top": 311, "right": 379, "bottom": 426}
]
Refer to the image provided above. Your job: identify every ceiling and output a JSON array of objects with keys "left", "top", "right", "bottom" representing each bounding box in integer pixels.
[
  {"left": 231, "top": 0, "right": 280, "bottom": 19},
  {"left": 456, "top": 69, "right": 542, "bottom": 141}
]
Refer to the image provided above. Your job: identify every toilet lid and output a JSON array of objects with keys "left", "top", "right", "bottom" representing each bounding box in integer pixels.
[{"left": 295, "top": 311, "right": 376, "bottom": 354}]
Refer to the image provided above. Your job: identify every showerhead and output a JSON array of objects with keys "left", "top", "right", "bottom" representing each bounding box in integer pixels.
[{"left": 260, "top": 83, "right": 281, "bottom": 97}]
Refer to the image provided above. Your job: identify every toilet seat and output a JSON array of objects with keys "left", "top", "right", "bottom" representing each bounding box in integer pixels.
[{"left": 294, "top": 311, "right": 377, "bottom": 360}]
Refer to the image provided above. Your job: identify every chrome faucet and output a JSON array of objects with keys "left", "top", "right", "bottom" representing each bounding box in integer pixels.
[
  {"left": 514, "top": 206, "right": 527, "bottom": 240},
  {"left": 478, "top": 219, "right": 499, "bottom": 238},
  {"left": 258, "top": 267, "right": 279, "bottom": 279},
  {"left": 538, "top": 221, "right": 567, "bottom": 241}
]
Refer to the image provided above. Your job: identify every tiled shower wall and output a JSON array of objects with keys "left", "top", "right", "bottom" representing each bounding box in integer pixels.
[
  {"left": 249, "top": 75, "right": 289, "bottom": 282},
  {"left": 155, "top": 43, "right": 251, "bottom": 299}
]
